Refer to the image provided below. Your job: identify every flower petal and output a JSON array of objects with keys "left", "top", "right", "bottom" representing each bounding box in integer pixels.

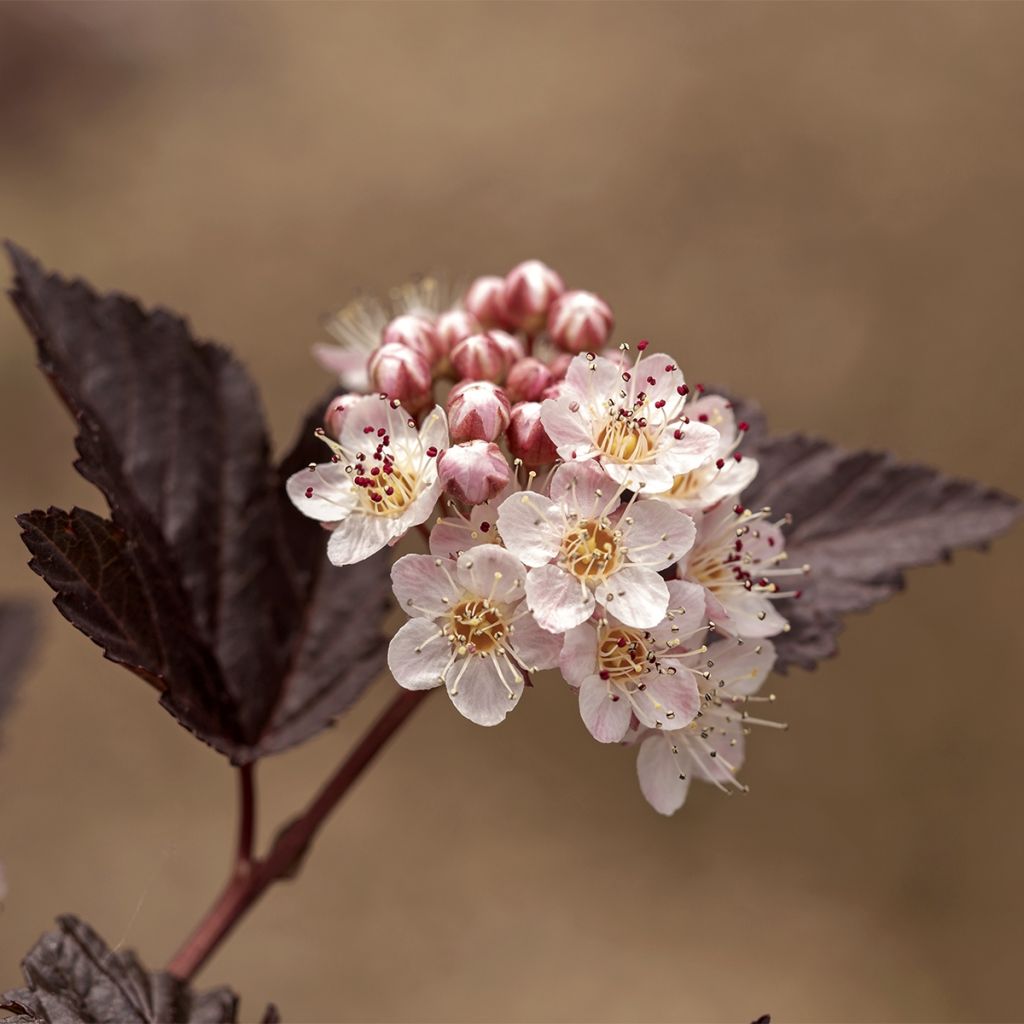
[
  {"left": 392, "top": 553, "right": 462, "bottom": 617},
  {"left": 387, "top": 618, "right": 449, "bottom": 690},
  {"left": 455, "top": 545, "right": 527, "bottom": 605},
  {"left": 539, "top": 395, "right": 596, "bottom": 453},
  {"left": 710, "top": 637, "right": 777, "bottom": 697},
  {"left": 327, "top": 512, "right": 398, "bottom": 565},
  {"left": 620, "top": 498, "right": 696, "bottom": 570},
  {"left": 637, "top": 733, "right": 691, "bottom": 815},
  {"left": 448, "top": 654, "right": 523, "bottom": 726},
  {"left": 496, "top": 491, "right": 565, "bottom": 567},
  {"left": 550, "top": 460, "right": 617, "bottom": 520},
  {"left": 594, "top": 565, "right": 668, "bottom": 629},
  {"left": 632, "top": 670, "right": 701, "bottom": 731},
  {"left": 286, "top": 462, "right": 358, "bottom": 522},
  {"left": 508, "top": 604, "right": 564, "bottom": 670},
  {"left": 558, "top": 621, "right": 598, "bottom": 688},
  {"left": 578, "top": 675, "right": 632, "bottom": 743},
  {"left": 525, "top": 563, "right": 596, "bottom": 633}
]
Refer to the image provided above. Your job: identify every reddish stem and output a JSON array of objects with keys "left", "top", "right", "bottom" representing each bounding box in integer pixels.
[{"left": 167, "top": 688, "right": 430, "bottom": 981}]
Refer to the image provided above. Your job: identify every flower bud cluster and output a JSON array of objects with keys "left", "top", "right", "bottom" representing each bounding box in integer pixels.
[{"left": 294, "top": 261, "right": 798, "bottom": 816}]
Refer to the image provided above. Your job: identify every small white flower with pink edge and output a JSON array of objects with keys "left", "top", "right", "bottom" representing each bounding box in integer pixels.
[
  {"left": 559, "top": 580, "right": 706, "bottom": 742},
  {"left": 286, "top": 394, "right": 447, "bottom": 566},
  {"left": 496, "top": 461, "right": 696, "bottom": 633},
  {"left": 677, "top": 501, "right": 807, "bottom": 639},
  {"left": 633, "top": 637, "right": 780, "bottom": 814},
  {"left": 388, "top": 546, "right": 562, "bottom": 726},
  {"left": 652, "top": 392, "right": 759, "bottom": 512},
  {"left": 540, "top": 346, "right": 721, "bottom": 494}
]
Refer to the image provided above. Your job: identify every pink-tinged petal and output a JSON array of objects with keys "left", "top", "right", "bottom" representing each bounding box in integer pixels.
[
  {"left": 428, "top": 516, "right": 481, "bottom": 558},
  {"left": 693, "top": 456, "right": 759, "bottom": 511},
  {"left": 602, "top": 458, "right": 675, "bottom": 495},
  {"left": 634, "top": 354, "right": 687, "bottom": 414},
  {"left": 637, "top": 734, "right": 691, "bottom": 815},
  {"left": 448, "top": 654, "right": 523, "bottom": 726},
  {"left": 326, "top": 512, "right": 398, "bottom": 566},
  {"left": 741, "top": 514, "right": 785, "bottom": 562},
  {"left": 525, "top": 563, "right": 595, "bottom": 632},
  {"left": 392, "top": 553, "right": 461, "bottom": 617},
  {"left": 509, "top": 605, "right": 564, "bottom": 670},
  {"left": 286, "top": 462, "right": 358, "bottom": 522},
  {"left": 496, "top": 492, "right": 565, "bottom": 567},
  {"left": 691, "top": 713, "right": 747, "bottom": 785},
  {"left": 665, "top": 578, "right": 706, "bottom": 622},
  {"left": 686, "top": 393, "right": 738, "bottom": 448},
  {"left": 550, "top": 460, "right": 617, "bottom": 520},
  {"left": 579, "top": 675, "right": 633, "bottom": 743},
  {"left": 594, "top": 565, "right": 668, "bottom": 629},
  {"left": 633, "top": 670, "right": 701, "bottom": 731},
  {"left": 620, "top": 498, "right": 696, "bottom": 570},
  {"left": 312, "top": 342, "right": 371, "bottom": 391},
  {"left": 558, "top": 621, "right": 599, "bottom": 688},
  {"left": 387, "top": 618, "right": 449, "bottom": 690},
  {"left": 710, "top": 637, "right": 777, "bottom": 696},
  {"left": 539, "top": 394, "right": 597, "bottom": 454},
  {"left": 417, "top": 405, "right": 450, "bottom": 454},
  {"left": 659, "top": 421, "right": 722, "bottom": 474},
  {"left": 717, "top": 592, "right": 788, "bottom": 639},
  {"left": 338, "top": 395, "right": 396, "bottom": 452},
  {"left": 562, "top": 352, "right": 623, "bottom": 403},
  {"left": 455, "top": 545, "right": 527, "bottom": 605}
]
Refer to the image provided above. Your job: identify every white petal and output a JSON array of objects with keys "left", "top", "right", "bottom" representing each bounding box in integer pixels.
[
  {"left": 637, "top": 733, "right": 691, "bottom": 815},
  {"left": 709, "top": 637, "right": 777, "bottom": 697},
  {"left": 579, "top": 675, "right": 632, "bottom": 743},
  {"left": 525, "top": 563, "right": 595, "bottom": 633},
  {"left": 692, "top": 711, "right": 747, "bottom": 785},
  {"left": 563, "top": 351, "right": 622, "bottom": 403},
  {"left": 455, "top": 545, "right": 527, "bottom": 605},
  {"left": 418, "top": 405, "right": 450, "bottom": 453},
  {"left": 632, "top": 670, "right": 701, "bottom": 731},
  {"left": 539, "top": 395, "right": 596, "bottom": 453},
  {"left": 326, "top": 512, "right": 398, "bottom": 565},
  {"left": 549, "top": 461, "right": 617, "bottom": 520},
  {"left": 338, "top": 395, "right": 395, "bottom": 453},
  {"left": 508, "top": 605, "right": 564, "bottom": 670},
  {"left": 286, "top": 462, "right": 358, "bottom": 522},
  {"left": 391, "top": 553, "right": 461, "bottom": 617},
  {"left": 387, "top": 619, "right": 449, "bottom": 690},
  {"left": 603, "top": 458, "right": 675, "bottom": 495},
  {"left": 659, "top": 421, "right": 721, "bottom": 475},
  {"left": 448, "top": 654, "right": 523, "bottom": 726},
  {"left": 594, "top": 565, "right": 668, "bottom": 629},
  {"left": 496, "top": 491, "right": 565, "bottom": 567},
  {"left": 717, "top": 591, "right": 788, "bottom": 639},
  {"left": 558, "top": 622, "right": 598, "bottom": 688},
  {"left": 620, "top": 499, "right": 696, "bottom": 570}
]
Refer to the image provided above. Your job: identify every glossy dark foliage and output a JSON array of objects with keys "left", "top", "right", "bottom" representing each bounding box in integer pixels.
[
  {"left": 8, "top": 244, "right": 391, "bottom": 763},
  {"left": 0, "top": 915, "right": 279, "bottom": 1023},
  {"left": 732, "top": 397, "right": 1021, "bottom": 671},
  {"left": 0, "top": 601, "right": 35, "bottom": 735}
]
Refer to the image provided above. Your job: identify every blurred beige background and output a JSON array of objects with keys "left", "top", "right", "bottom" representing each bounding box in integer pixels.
[{"left": 1, "top": 3, "right": 1023, "bottom": 1022}]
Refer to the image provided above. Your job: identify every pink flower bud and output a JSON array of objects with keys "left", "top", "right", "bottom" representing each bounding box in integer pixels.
[
  {"left": 503, "top": 260, "right": 564, "bottom": 333},
  {"left": 548, "top": 352, "right": 574, "bottom": 380},
  {"left": 435, "top": 309, "right": 481, "bottom": 353},
  {"left": 323, "top": 393, "right": 361, "bottom": 439},
  {"left": 547, "top": 289, "right": 614, "bottom": 353},
  {"left": 450, "top": 330, "right": 522, "bottom": 383},
  {"left": 367, "top": 342, "right": 433, "bottom": 411},
  {"left": 437, "top": 440, "right": 512, "bottom": 506},
  {"left": 464, "top": 276, "right": 513, "bottom": 330},
  {"left": 446, "top": 380, "right": 512, "bottom": 443},
  {"left": 382, "top": 314, "right": 444, "bottom": 365},
  {"left": 507, "top": 401, "right": 558, "bottom": 467},
  {"left": 506, "top": 357, "right": 553, "bottom": 403}
]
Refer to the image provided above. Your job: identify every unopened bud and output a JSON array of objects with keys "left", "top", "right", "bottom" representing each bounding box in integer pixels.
[
  {"left": 504, "top": 260, "right": 564, "bottom": 333},
  {"left": 507, "top": 401, "right": 558, "bottom": 467},
  {"left": 506, "top": 357, "right": 553, "bottom": 403},
  {"left": 435, "top": 309, "right": 481, "bottom": 354},
  {"left": 548, "top": 352, "right": 574, "bottom": 381},
  {"left": 323, "top": 394, "right": 361, "bottom": 439},
  {"left": 547, "top": 290, "right": 614, "bottom": 353},
  {"left": 438, "top": 440, "right": 512, "bottom": 506},
  {"left": 451, "top": 330, "right": 522, "bottom": 383},
  {"left": 446, "top": 380, "right": 512, "bottom": 443},
  {"left": 382, "top": 314, "right": 445, "bottom": 365},
  {"left": 367, "top": 342, "right": 432, "bottom": 411},
  {"left": 464, "top": 276, "right": 513, "bottom": 330}
]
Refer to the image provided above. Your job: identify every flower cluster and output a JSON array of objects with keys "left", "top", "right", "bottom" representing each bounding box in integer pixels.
[{"left": 291, "top": 260, "right": 805, "bottom": 814}]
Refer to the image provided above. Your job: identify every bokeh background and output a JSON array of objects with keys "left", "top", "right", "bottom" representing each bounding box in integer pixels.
[{"left": 1, "top": 3, "right": 1023, "bottom": 1022}]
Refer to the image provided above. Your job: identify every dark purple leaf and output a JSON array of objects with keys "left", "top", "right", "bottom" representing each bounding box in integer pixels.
[
  {"left": 731, "top": 396, "right": 1021, "bottom": 671},
  {"left": 0, "top": 915, "right": 271, "bottom": 1023},
  {"left": 8, "top": 243, "right": 390, "bottom": 762},
  {"left": 0, "top": 601, "right": 36, "bottom": 731}
]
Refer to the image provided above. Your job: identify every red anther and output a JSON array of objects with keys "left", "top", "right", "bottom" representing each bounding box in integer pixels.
[
  {"left": 646, "top": 375, "right": 657, "bottom": 386},
  {"left": 733, "top": 452, "right": 743, "bottom": 462},
  {"left": 377, "top": 427, "right": 386, "bottom": 437},
  {"left": 758, "top": 578, "right": 770, "bottom": 587},
  {"left": 733, "top": 504, "right": 745, "bottom": 514},
  {"left": 738, "top": 421, "right": 749, "bottom": 432},
  {"left": 637, "top": 339, "right": 649, "bottom": 351},
  {"left": 369, "top": 491, "right": 383, "bottom": 503},
  {"left": 610, "top": 694, "right": 620, "bottom": 702},
  {"left": 767, "top": 537, "right": 776, "bottom": 546},
  {"left": 617, "top": 637, "right": 628, "bottom": 647},
  {"left": 599, "top": 670, "right": 610, "bottom": 680},
  {"left": 330, "top": 455, "right": 340, "bottom": 463},
  {"left": 385, "top": 486, "right": 395, "bottom": 496},
  {"left": 636, "top": 391, "right": 647, "bottom": 402},
  {"left": 655, "top": 399, "right": 666, "bottom": 409},
  {"left": 698, "top": 414, "right": 709, "bottom": 422},
  {"left": 674, "top": 429, "right": 684, "bottom": 440},
  {"left": 716, "top": 458, "right": 725, "bottom": 469},
  {"left": 363, "top": 425, "right": 374, "bottom": 434},
  {"left": 304, "top": 487, "right": 314, "bottom": 499},
  {"left": 622, "top": 371, "right": 632, "bottom": 382},
  {"left": 794, "top": 589, "right": 803, "bottom": 599},
  {"left": 480, "top": 522, "right": 491, "bottom": 533},
  {"left": 426, "top": 446, "right": 438, "bottom": 457},
  {"left": 695, "top": 383, "right": 705, "bottom": 394},
  {"left": 734, "top": 539, "right": 743, "bottom": 551},
  {"left": 677, "top": 384, "right": 689, "bottom": 396},
  {"left": 637, "top": 418, "right": 647, "bottom": 428},
  {"left": 370, "top": 466, "right": 380, "bottom": 476}
]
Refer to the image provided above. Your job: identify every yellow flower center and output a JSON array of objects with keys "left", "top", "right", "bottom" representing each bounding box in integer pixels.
[
  {"left": 598, "top": 627, "right": 651, "bottom": 685},
  {"left": 561, "top": 520, "right": 621, "bottom": 581},
  {"left": 449, "top": 599, "right": 505, "bottom": 655}
]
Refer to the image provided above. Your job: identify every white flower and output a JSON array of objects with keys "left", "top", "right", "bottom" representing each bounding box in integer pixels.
[
  {"left": 286, "top": 394, "right": 447, "bottom": 565},
  {"left": 677, "top": 500, "right": 806, "bottom": 639},
  {"left": 634, "top": 636, "right": 779, "bottom": 815},
  {"left": 496, "top": 461, "right": 696, "bottom": 632},
  {"left": 651, "top": 393, "right": 759, "bottom": 512},
  {"left": 559, "top": 580, "right": 706, "bottom": 743},
  {"left": 539, "top": 348, "right": 721, "bottom": 493},
  {"left": 428, "top": 483, "right": 516, "bottom": 559},
  {"left": 388, "top": 545, "right": 562, "bottom": 726}
]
